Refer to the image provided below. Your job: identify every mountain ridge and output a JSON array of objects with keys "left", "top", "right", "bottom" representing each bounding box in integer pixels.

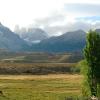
[
  {"left": 31, "top": 30, "right": 86, "bottom": 52},
  {"left": 0, "top": 23, "right": 89, "bottom": 52},
  {"left": 0, "top": 23, "right": 30, "bottom": 51},
  {"left": 14, "top": 27, "right": 48, "bottom": 44}
]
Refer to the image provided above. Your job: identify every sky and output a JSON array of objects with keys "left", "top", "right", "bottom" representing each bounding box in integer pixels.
[{"left": 0, "top": 0, "right": 100, "bottom": 36}]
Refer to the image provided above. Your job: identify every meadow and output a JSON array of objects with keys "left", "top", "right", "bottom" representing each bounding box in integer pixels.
[
  {"left": 0, "top": 52, "right": 83, "bottom": 99},
  {"left": 0, "top": 74, "right": 82, "bottom": 100}
]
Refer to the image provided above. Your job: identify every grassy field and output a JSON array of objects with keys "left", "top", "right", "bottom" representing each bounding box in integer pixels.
[
  {"left": 0, "top": 74, "right": 82, "bottom": 100},
  {"left": 0, "top": 51, "right": 83, "bottom": 99}
]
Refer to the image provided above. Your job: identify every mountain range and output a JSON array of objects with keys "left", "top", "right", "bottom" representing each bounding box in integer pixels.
[
  {"left": 0, "top": 23, "right": 30, "bottom": 51},
  {"left": 0, "top": 23, "right": 88, "bottom": 52},
  {"left": 31, "top": 30, "right": 86, "bottom": 52},
  {"left": 14, "top": 27, "right": 48, "bottom": 44}
]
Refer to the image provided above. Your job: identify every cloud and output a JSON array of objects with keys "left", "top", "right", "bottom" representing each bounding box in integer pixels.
[
  {"left": 28, "top": 3, "right": 100, "bottom": 36},
  {"left": 12, "top": 1, "right": 100, "bottom": 36},
  {"left": 28, "top": 15, "right": 100, "bottom": 36},
  {"left": 31, "top": 13, "right": 66, "bottom": 27},
  {"left": 43, "top": 21, "right": 92, "bottom": 36}
]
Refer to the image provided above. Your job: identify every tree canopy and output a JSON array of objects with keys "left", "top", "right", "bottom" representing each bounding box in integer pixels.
[{"left": 84, "top": 30, "right": 100, "bottom": 97}]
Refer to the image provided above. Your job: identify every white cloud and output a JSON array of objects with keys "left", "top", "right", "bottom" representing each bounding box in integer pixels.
[
  {"left": 0, "top": 0, "right": 100, "bottom": 36},
  {"left": 0, "top": 0, "right": 100, "bottom": 30},
  {"left": 0, "top": 0, "right": 65, "bottom": 30},
  {"left": 29, "top": 15, "right": 100, "bottom": 36}
]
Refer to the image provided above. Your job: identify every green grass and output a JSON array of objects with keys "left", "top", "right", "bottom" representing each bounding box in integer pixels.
[{"left": 0, "top": 74, "right": 82, "bottom": 100}]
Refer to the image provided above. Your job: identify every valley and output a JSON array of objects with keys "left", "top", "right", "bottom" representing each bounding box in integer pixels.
[
  {"left": 0, "top": 51, "right": 83, "bottom": 75},
  {"left": 0, "top": 23, "right": 88, "bottom": 99},
  {"left": 0, "top": 51, "right": 83, "bottom": 99}
]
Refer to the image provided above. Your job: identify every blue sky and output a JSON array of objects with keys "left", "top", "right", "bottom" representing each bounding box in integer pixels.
[
  {"left": 0, "top": 0, "right": 100, "bottom": 35},
  {"left": 76, "top": 16, "right": 100, "bottom": 21},
  {"left": 64, "top": 3, "right": 100, "bottom": 17}
]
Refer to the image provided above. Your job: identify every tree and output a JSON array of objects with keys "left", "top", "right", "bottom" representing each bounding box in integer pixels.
[{"left": 84, "top": 30, "right": 100, "bottom": 97}]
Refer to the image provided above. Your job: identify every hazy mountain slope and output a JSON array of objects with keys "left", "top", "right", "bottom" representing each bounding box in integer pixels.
[
  {"left": 95, "top": 29, "right": 100, "bottom": 33},
  {"left": 15, "top": 28, "right": 48, "bottom": 44},
  {"left": 32, "top": 30, "right": 86, "bottom": 52},
  {"left": 0, "top": 23, "right": 86, "bottom": 52},
  {"left": 0, "top": 23, "right": 30, "bottom": 51}
]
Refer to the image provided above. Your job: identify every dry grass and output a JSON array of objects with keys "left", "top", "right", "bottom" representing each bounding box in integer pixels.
[
  {"left": 0, "top": 74, "right": 82, "bottom": 100},
  {"left": 0, "top": 62, "right": 75, "bottom": 68},
  {"left": 0, "top": 62, "right": 76, "bottom": 74},
  {"left": 0, "top": 74, "right": 82, "bottom": 80}
]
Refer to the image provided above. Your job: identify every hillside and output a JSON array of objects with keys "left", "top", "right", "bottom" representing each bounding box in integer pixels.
[
  {"left": 0, "top": 23, "right": 86, "bottom": 52},
  {"left": 0, "top": 23, "right": 30, "bottom": 51},
  {"left": 31, "top": 30, "right": 86, "bottom": 52},
  {"left": 15, "top": 27, "right": 48, "bottom": 44}
]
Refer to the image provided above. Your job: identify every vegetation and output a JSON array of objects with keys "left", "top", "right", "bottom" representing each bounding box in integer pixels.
[
  {"left": 0, "top": 62, "right": 77, "bottom": 75},
  {"left": 0, "top": 52, "right": 82, "bottom": 75},
  {"left": 0, "top": 46, "right": 86, "bottom": 99},
  {"left": 83, "top": 30, "right": 100, "bottom": 97},
  {"left": 0, "top": 74, "right": 82, "bottom": 100},
  {"left": 0, "top": 50, "right": 83, "bottom": 63},
  {"left": 0, "top": 51, "right": 83, "bottom": 99}
]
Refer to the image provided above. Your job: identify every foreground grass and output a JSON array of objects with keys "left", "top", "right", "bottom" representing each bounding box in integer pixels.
[{"left": 0, "top": 74, "right": 82, "bottom": 100}]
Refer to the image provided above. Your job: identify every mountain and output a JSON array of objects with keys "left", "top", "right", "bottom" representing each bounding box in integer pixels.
[
  {"left": 0, "top": 23, "right": 86, "bottom": 52},
  {"left": 15, "top": 27, "right": 48, "bottom": 44},
  {"left": 32, "top": 30, "right": 86, "bottom": 52},
  {"left": 95, "top": 29, "right": 100, "bottom": 33},
  {"left": 0, "top": 23, "right": 30, "bottom": 51}
]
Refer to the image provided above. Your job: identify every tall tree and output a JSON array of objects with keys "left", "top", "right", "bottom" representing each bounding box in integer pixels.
[{"left": 84, "top": 30, "right": 100, "bottom": 96}]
